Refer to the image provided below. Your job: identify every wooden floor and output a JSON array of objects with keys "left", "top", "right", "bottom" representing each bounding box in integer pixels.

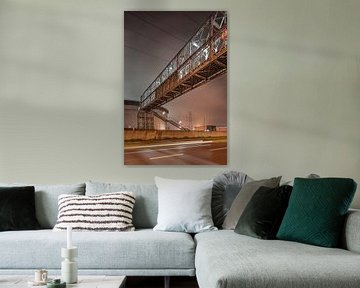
[{"left": 126, "top": 276, "right": 199, "bottom": 288}]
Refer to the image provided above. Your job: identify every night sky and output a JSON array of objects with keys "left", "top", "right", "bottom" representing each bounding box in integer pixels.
[{"left": 124, "top": 11, "right": 227, "bottom": 127}]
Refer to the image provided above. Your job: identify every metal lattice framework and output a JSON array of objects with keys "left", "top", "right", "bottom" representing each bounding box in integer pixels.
[
  {"left": 153, "top": 110, "right": 190, "bottom": 131},
  {"left": 138, "top": 11, "right": 227, "bottom": 117}
]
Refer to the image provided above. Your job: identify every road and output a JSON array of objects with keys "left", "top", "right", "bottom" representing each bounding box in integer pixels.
[{"left": 124, "top": 140, "right": 227, "bottom": 165}]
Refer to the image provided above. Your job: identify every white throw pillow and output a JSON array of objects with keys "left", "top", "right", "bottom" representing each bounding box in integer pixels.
[
  {"left": 53, "top": 192, "right": 135, "bottom": 231},
  {"left": 153, "top": 177, "right": 217, "bottom": 233}
]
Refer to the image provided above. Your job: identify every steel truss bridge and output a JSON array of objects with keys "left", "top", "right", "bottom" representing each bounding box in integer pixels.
[{"left": 137, "top": 11, "right": 227, "bottom": 130}]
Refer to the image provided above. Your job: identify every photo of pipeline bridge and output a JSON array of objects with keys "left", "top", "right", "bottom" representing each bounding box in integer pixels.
[{"left": 124, "top": 11, "right": 227, "bottom": 165}]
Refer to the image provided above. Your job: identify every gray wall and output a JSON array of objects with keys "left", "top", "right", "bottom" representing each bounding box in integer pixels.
[{"left": 0, "top": 0, "right": 359, "bottom": 207}]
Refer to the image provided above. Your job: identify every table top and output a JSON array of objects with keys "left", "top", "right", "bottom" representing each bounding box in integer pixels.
[{"left": 0, "top": 275, "right": 126, "bottom": 288}]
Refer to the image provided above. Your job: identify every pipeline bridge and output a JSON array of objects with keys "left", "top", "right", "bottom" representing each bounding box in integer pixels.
[{"left": 137, "top": 11, "right": 227, "bottom": 130}]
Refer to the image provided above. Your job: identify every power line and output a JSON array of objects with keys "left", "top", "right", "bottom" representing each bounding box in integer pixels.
[
  {"left": 124, "top": 27, "right": 183, "bottom": 53},
  {"left": 124, "top": 44, "right": 169, "bottom": 62},
  {"left": 127, "top": 12, "right": 187, "bottom": 43}
]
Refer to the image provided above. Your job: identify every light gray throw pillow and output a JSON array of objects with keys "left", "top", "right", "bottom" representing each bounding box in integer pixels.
[
  {"left": 222, "top": 176, "right": 281, "bottom": 230},
  {"left": 153, "top": 177, "right": 217, "bottom": 233}
]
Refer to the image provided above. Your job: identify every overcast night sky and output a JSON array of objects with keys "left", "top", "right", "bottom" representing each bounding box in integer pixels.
[{"left": 124, "top": 11, "right": 227, "bottom": 127}]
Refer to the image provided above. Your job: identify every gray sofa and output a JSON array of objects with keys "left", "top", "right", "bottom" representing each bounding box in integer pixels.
[
  {"left": 0, "top": 181, "right": 195, "bottom": 280},
  {"left": 195, "top": 214, "right": 360, "bottom": 288},
  {"left": 0, "top": 181, "right": 360, "bottom": 288}
]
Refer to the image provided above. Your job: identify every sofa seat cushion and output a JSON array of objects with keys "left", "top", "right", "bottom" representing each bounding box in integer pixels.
[
  {"left": 0, "top": 229, "right": 195, "bottom": 270},
  {"left": 195, "top": 230, "right": 360, "bottom": 288}
]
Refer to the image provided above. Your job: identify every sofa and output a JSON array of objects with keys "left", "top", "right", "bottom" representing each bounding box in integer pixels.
[
  {"left": 195, "top": 213, "right": 360, "bottom": 288},
  {"left": 0, "top": 180, "right": 360, "bottom": 288}
]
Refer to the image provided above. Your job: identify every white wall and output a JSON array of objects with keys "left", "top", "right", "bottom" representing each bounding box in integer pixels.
[{"left": 0, "top": 0, "right": 359, "bottom": 207}]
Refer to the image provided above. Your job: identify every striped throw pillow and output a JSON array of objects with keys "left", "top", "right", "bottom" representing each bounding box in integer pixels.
[{"left": 53, "top": 192, "right": 136, "bottom": 231}]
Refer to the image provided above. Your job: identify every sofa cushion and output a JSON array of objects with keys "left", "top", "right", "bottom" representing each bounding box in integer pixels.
[
  {"left": 153, "top": 177, "right": 216, "bottom": 233},
  {"left": 342, "top": 209, "right": 360, "bottom": 253},
  {"left": 53, "top": 192, "right": 136, "bottom": 232},
  {"left": 195, "top": 230, "right": 360, "bottom": 288},
  {"left": 234, "top": 185, "right": 292, "bottom": 239},
  {"left": 0, "top": 183, "right": 86, "bottom": 229},
  {"left": 86, "top": 181, "right": 158, "bottom": 229},
  {"left": 212, "top": 171, "right": 249, "bottom": 228},
  {"left": 222, "top": 176, "right": 281, "bottom": 229},
  {"left": 0, "top": 229, "right": 195, "bottom": 272},
  {"left": 0, "top": 186, "right": 40, "bottom": 231},
  {"left": 277, "top": 178, "right": 357, "bottom": 247}
]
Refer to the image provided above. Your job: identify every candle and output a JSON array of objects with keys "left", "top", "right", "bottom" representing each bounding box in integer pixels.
[{"left": 67, "top": 225, "right": 72, "bottom": 249}]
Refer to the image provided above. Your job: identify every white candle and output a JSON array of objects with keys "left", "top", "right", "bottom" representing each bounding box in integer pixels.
[{"left": 67, "top": 225, "right": 72, "bottom": 249}]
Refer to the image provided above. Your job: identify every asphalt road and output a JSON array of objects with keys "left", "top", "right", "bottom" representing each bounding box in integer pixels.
[{"left": 124, "top": 140, "right": 227, "bottom": 165}]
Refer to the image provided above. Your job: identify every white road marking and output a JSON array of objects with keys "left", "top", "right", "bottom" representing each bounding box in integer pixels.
[
  {"left": 124, "top": 140, "right": 213, "bottom": 150},
  {"left": 209, "top": 147, "right": 227, "bottom": 151},
  {"left": 124, "top": 144, "right": 212, "bottom": 155},
  {"left": 149, "top": 153, "right": 184, "bottom": 160}
]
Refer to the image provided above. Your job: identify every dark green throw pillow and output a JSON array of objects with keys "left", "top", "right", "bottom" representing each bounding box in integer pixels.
[
  {"left": 0, "top": 186, "right": 41, "bottom": 231},
  {"left": 277, "top": 178, "right": 357, "bottom": 247},
  {"left": 234, "top": 185, "right": 292, "bottom": 239}
]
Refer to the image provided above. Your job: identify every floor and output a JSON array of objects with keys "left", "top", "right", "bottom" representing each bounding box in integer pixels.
[{"left": 126, "top": 276, "right": 199, "bottom": 288}]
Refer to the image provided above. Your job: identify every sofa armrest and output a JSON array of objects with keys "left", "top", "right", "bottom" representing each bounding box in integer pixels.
[{"left": 342, "top": 209, "right": 360, "bottom": 253}]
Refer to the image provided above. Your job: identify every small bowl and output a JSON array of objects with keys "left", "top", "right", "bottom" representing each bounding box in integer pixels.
[{"left": 47, "top": 279, "right": 66, "bottom": 288}]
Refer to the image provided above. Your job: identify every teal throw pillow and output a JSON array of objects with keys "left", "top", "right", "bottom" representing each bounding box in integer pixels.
[{"left": 277, "top": 177, "right": 357, "bottom": 247}]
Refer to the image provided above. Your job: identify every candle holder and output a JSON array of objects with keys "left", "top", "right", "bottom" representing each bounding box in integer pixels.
[{"left": 61, "top": 247, "right": 78, "bottom": 284}]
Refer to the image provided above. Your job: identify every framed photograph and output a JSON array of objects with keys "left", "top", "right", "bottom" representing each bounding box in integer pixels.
[{"left": 124, "top": 11, "right": 227, "bottom": 165}]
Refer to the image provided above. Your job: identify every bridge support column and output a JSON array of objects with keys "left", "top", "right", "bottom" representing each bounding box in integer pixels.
[{"left": 137, "top": 110, "right": 154, "bottom": 130}]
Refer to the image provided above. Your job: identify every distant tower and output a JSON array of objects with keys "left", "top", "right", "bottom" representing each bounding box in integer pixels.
[
  {"left": 188, "top": 111, "right": 193, "bottom": 130},
  {"left": 185, "top": 111, "right": 193, "bottom": 130}
]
